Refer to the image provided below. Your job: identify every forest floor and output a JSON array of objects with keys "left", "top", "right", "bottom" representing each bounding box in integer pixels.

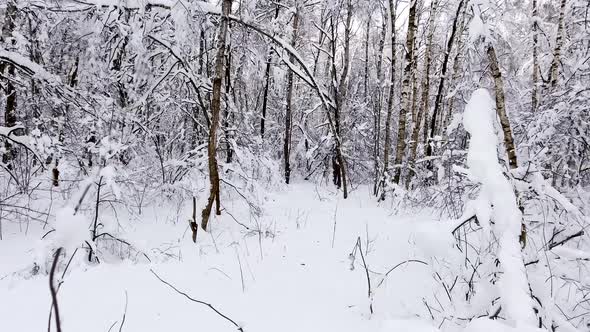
[{"left": 0, "top": 182, "right": 458, "bottom": 332}]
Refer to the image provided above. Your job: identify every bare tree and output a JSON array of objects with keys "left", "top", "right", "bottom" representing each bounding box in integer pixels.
[
  {"left": 201, "top": 0, "right": 233, "bottom": 232},
  {"left": 284, "top": 7, "right": 300, "bottom": 184}
]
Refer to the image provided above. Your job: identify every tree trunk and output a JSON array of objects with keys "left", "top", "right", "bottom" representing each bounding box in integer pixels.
[
  {"left": 380, "top": 0, "right": 398, "bottom": 195},
  {"left": 373, "top": 5, "right": 388, "bottom": 196},
  {"left": 392, "top": 0, "right": 418, "bottom": 184},
  {"left": 487, "top": 44, "right": 518, "bottom": 169},
  {"left": 407, "top": 0, "right": 439, "bottom": 186},
  {"left": 329, "top": 0, "right": 351, "bottom": 198},
  {"left": 260, "top": 1, "right": 281, "bottom": 138},
  {"left": 201, "top": 0, "right": 232, "bottom": 232},
  {"left": 363, "top": 15, "right": 371, "bottom": 100},
  {"left": 1, "top": 1, "right": 17, "bottom": 167},
  {"left": 284, "top": 8, "right": 300, "bottom": 184},
  {"left": 531, "top": 0, "right": 539, "bottom": 112},
  {"left": 549, "top": 0, "right": 567, "bottom": 88},
  {"left": 426, "top": 0, "right": 466, "bottom": 158},
  {"left": 223, "top": 48, "right": 233, "bottom": 163}
]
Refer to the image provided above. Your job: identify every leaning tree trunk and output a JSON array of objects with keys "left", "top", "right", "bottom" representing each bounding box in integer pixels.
[
  {"left": 380, "top": 0, "right": 398, "bottom": 196},
  {"left": 549, "top": 0, "right": 567, "bottom": 88},
  {"left": 392, "top": 0, "right": 418, "bottom": 184},
  {"left": 487, "top": 44, "right": 518, "bottom": 169},
  {"left": 531, "top": 0, "right": 539, "bottom": 112},
  {"left": 284, "top": 8, "right": 300, "bottom": 184},
  {"left": 200, "top": 0, "right": 232, "bottom": 233},
  {"left": 426, "top": 0, "right": 466, "bottom": 158},
  {"left": 407, "top": 0, "right": 439, "bottom": 186}
]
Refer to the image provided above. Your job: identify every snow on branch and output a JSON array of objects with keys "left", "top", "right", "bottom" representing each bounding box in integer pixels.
[
  {"left": 0, "top": 50, "right": 62, "bottom": 83},
  {"left": 462, "top": 89, "right": 536, "bottom": 327}
]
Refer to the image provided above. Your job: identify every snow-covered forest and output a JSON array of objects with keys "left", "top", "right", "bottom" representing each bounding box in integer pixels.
[{"left": 1, "top": 0, "right": 589, "bottom": 331}]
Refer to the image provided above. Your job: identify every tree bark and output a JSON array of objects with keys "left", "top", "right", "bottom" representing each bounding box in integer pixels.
[
  {"left": 549, "top": 0, "right": 567, "bottom": 88},
  {"left": 284, "top": 8, "right": 300, "bottom": 184},
  {"left": 392, "top": 0, "right": 418, "bottom": 184},
  {"left": 260, "top": 1, "right": 281, "bottom": 138},
  {"left": 407, "top": 0, "right": 439, "bottom": 186},
  {"left": 1, "top": 1, "right": 18, "bottom": 167},
  {"left": 380, "top": 0, "right": 398, "bottom": 195},
  {"left": 201, "top": 0, "right": 232, "bottom": 232},
  {"left": 487, "top": 44, "right": 518, "bottom": 169},
  {"left": 329, "top": 0, "right": 351, "bottom": 198},
  {"left": 531, "top": 0, "right": 539, "bottom": 112},
  {"left": 373, "top": 4, "right": 388, "bottom": 196},
  {"left": 426, "top": 0, "right": 466, "bottom": 158}
]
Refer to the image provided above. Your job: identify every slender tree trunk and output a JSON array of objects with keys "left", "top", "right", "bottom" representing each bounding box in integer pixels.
[
  {"left": 201, "top": 0, "right": 232, "bottom": 232},
  {"left": 328, "top": 0, "right": 351, "bottom": 199},
  {"left": 373, "top": 5, "right": 388, "bottom": 196},
  {"left": 426, "top": 0, "right": 466, "bottom": 158},
  {"left": 487, "top": 44, "right": 518, "bottom": 169},
  {"left": 441, "top": 6, "right": 467, "bottom": 140},
  {"left": 364, "top": 15, "right": 371, "bottom": 100},
  {"left": 380, "top": 0, "right": 398, "bottom": 195},
  {"left": 284, "top": 8, "right": 300, "bottom": 184},
  {"left": 531, "top": 0, "right": 539, "bottom": 112},
  {"left": 260, "top": 2, "right": 281, "bottom": 138},
  {"left": 549, "top": 0, "right": 567, "bottom": 88},
  {"left": 407, "top": 0, "right": 439, "bottom": 187},
  {"left": 223, "top": 48, "right": 233, "bottom": 163},
  {"left": 392, "top": 0, "right": 418, "bottom": 184},
  {"left": 1, "top": 1, "right": 17, "bottom": 167}
]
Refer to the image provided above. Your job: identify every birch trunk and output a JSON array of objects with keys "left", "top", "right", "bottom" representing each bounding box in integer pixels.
[
  {"left": 532, "top": 0, "right": 539, "bottom": 111},
  {"left": 392, "top": 0, "right": 418, "bottom": 184},
  {"left": 487, "top": 44, "right": 518, "bottom": 169},
  {"left": 380, "top": 0, "right": 398, "bottom": 194},
  {"left": 201, "top": 0, "right": 232, "bottom": 232},
  {"left": 373, "top": 4, "right": 388, "bottom": 195},
  {"left": 549, "top": 0, "right": 567, "bottom": 88},
  {"left": 407, "top": 0, "right": 439, "bottom": 186}
]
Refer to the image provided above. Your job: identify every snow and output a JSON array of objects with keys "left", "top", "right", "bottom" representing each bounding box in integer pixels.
[
  {"left": 1, "top": 183, "right": 451, "bottom": 332},
  {"left": 462, "top": 89, "right": 536, "bottom": 327},
  {"left": 0, "top": 50, "right": 61, "bottom": 83},
  {"left": 52, "top": 207, "right": 91, "bottom": 254}
]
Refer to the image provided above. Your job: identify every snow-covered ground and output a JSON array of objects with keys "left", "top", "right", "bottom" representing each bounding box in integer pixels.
[{"left": 0, "top": 183, "right": 459, "bottom": 332}]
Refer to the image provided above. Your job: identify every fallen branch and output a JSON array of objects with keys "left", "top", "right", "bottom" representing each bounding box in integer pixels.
[{"left": 150, "top": 269, "right": 243, "bottom": 331}]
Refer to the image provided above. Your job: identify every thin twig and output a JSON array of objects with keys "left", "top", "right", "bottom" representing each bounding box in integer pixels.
[
  {"left": 49, "top": 248, "right": 63, "bottom": 332},
  {"left": 118, "top": 291, "right": 128, "bottom": 332},
  {"left": 150, "top": 269, "right": 244, "bottom": 331},
  {"left": 377, "top": 259, "right": 428, "bottom": 288}
]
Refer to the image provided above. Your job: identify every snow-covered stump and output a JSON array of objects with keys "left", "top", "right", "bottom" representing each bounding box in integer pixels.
[{"left": 462, "top": 89, "right": 536, "bottom": 328}]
